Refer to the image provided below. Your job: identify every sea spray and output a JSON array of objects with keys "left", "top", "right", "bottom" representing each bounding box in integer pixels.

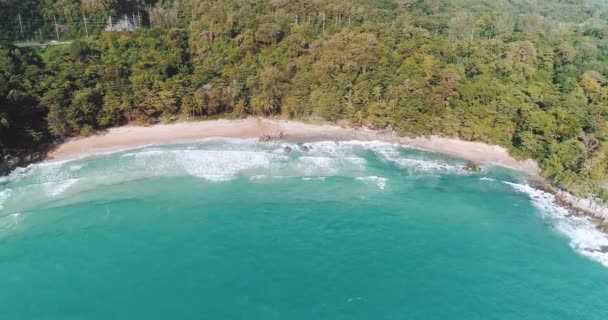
[{"left": 505, "top": 181, "right": 608, "bottom": 267}]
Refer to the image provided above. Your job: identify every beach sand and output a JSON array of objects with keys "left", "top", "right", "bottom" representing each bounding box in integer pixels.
[
  {"left": 48, "top": 118, "right": 540, "bottom": 176},
  {"left": 43, "top": 117, "right": 608, "bottom": 227}
]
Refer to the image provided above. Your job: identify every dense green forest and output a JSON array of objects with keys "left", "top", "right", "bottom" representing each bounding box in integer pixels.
[{"left": 3, "top": 0, "right": 608, "bottom": 195}]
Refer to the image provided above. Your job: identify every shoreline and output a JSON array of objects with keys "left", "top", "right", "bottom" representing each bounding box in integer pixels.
[
  {"left": 48, "top": 118, "right": 541, "bottom": 175},
  {"left": 44, "top": 118, "right": 608, "bottom": 229}
]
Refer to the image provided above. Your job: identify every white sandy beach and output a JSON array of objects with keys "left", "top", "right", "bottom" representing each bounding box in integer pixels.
[
  {"left": 38, "top": 117, "right": 608, "bottom": 230},
  {"left": 48, "top": 118, "right": 540, "bottom": 176}
]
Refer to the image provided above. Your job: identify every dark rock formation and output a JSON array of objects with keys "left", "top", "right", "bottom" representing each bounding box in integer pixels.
[
  {"left": 297, "top": 142, "right": 309, "bottom": 152},
  {"left": 1, "top": 148, "right": 49, "bottom": 176},
  {"left": 598, "top": 221, "right": 608, "bottom": 233},
  {"left": 465, "top": 160, "right": 481, "bottom": 173}
]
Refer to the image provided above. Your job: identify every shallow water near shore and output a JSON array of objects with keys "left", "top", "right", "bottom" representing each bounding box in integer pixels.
[{"left": 1, "top": 139, "right": 608, "bottom": 319}]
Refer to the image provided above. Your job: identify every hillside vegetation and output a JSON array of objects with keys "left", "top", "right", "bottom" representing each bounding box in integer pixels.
[{"left": 3, "top": 0, "right": 608, "bottom": 195}]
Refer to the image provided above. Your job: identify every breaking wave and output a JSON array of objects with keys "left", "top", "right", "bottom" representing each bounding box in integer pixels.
[
  {"left": 370, "top": 143, "right": 467, "bottom": 174},
  {"left": 0, "top": 139, "right": 471, "bottom": 214},
  {"left": 505, "top": 182, "right": 608, "bottom": 267},
  {"left": 2, "top": 138, "right": 608, "bottom": 270},
  {"left": 0, "top": 213, "right": 22, "bottom": 231},
  {"left": 356, "top": 176, "right": 388, "bottom": 190}
]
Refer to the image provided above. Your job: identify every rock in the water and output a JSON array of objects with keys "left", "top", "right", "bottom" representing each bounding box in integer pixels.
[
  {"left": 1, "top": 154, "right": 20, "bottom": 176},
  {"left": 284, "top": 146, "right": 292, "bottom": 153},
  {"left": 465, "top": 160, "right": 481, "bottom": 173},
  {"left": 296, "top": 142, "right": 309, "bottom": 152},
  {"left": 5, "top": 155, "right": 19, "bottom": 167},
  {"left": 598, "top": 222, "right": 608, "bottom": 233}
]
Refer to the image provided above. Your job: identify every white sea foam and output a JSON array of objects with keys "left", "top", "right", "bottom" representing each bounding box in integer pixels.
[
  {"left": 297, "top": 156, "right": 337, "bottom": 173},
  {"left": 45, "top": 178, "right": 81, "bottom": 197},
  {"left": 0, "top": 140, "right": 469, "bottom": 214},
  {"left": 394, "top": 158, "right": 463, "bottom": 173},
  {"left": 371, "top": 144, "right": 465, "bottom": 174},
  {"left": 356, "top": 176, "right": 388, "bottom": 190},
  {"left": 302, "top": 177, "right": 326, "bottom": 181},
  {"left": 69, "top": 164, "right": 85, "bottom": 171},
  {"left": 122, "top": 149, "right": 167, "bottom": 158},
  {"left": 1, "top": 166, "right": 30, "bottom": 184},
  {"left": 249, "top": 175, "right": 268, "bottom": 180},
  {"left": 278, "top": 141, "right": 449, "bottom": 178},
  {"left": 304, "top": 141, "right": 349, "bottom": 157},
  {"left": 0, "top": 213, "right": 22, "bottom": 230},
  {"left": 0, "top": 189, "right": 12, "bottom": 210},
  {"left": 344, "top": 157, "right": 367, "bottom": 167},
  {"left": 174, "top": 150, "right": 283, "bottom": 182},
  {"left": 505, "top": 182, "right": 608, "bottom": 267},
  {"left": 292, "top": 155, "right": 365, "bottom": 177},
  {"left": 480, "top": 177, "right": 496, "bottom": 182},
  {"left": 274, "top": 141, "right": 344, "bottom": 158}
]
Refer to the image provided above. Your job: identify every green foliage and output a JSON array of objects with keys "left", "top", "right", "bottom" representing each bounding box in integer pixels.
[
  {"left": 5, "top": 0, "right": 608, "bottom": 194},
  {"left": 69, "top": 40, "right": 90, "bottom": 59},
  {"left": 0, "top": 46, "right": 47, "bottom": 149}
]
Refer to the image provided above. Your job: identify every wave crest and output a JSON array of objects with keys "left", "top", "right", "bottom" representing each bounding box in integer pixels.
[
  {"left": 356, "top": 176, "right": 388, "bottom": 190},
  {"left": 0, "top": 139, "right": 477, "bottom": 215},
  {"left": 505, "top": 182, "right": 608, "bottom": 267}
]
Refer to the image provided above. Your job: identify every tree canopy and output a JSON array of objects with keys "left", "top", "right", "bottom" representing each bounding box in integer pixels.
[{"left": 4, "top": 0, "right": 608, "bottom": 195}]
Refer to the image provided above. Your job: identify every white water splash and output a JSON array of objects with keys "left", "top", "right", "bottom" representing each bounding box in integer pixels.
[
  {"left": 45, "top": 178, "right": 81, "bottom": 197},
  {"left": 0, "top": 189, "right": 12, "bottom": 210},
  {"left": 356, "top": 176, "right": 388, "bottom": 190},
  {"left": 175, "top": 150, "right": 281, "bottom": 182},
  {"left": 0, "top": 213, "right": 22, "bottom": 230},
  {"left": 505, "top": 182, "right": 608, "bottom": 267},
  {"left": 302, "top": 177, "right": 326, "bottom": 181},
  {"left": 370, "top": 143, "right": 466, "bottom": 174},
  {"left": 0, "top": 139, "right": 474, "bottom": 215}
]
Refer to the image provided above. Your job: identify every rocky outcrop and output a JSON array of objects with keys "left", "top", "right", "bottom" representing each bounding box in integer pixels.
[
  {"left": 597, "top": 221, "right": 608, "bottom": 233},
  {"left": 297, "top": 142, "right": 309, "bottom": 152},
  {"left": 536, "top": 180, "right": 608, "bottom": 231},
  {"left": 0, "top": 149, "right": 48, "bottom": 176},
  {"left": 465, "top": 160, "right": 482, "bottom": 173}
]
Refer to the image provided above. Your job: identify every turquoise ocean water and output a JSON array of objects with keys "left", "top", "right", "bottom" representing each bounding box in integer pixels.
[{"left": 1, "top": 139, "right": 608, "bottom": 319}]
